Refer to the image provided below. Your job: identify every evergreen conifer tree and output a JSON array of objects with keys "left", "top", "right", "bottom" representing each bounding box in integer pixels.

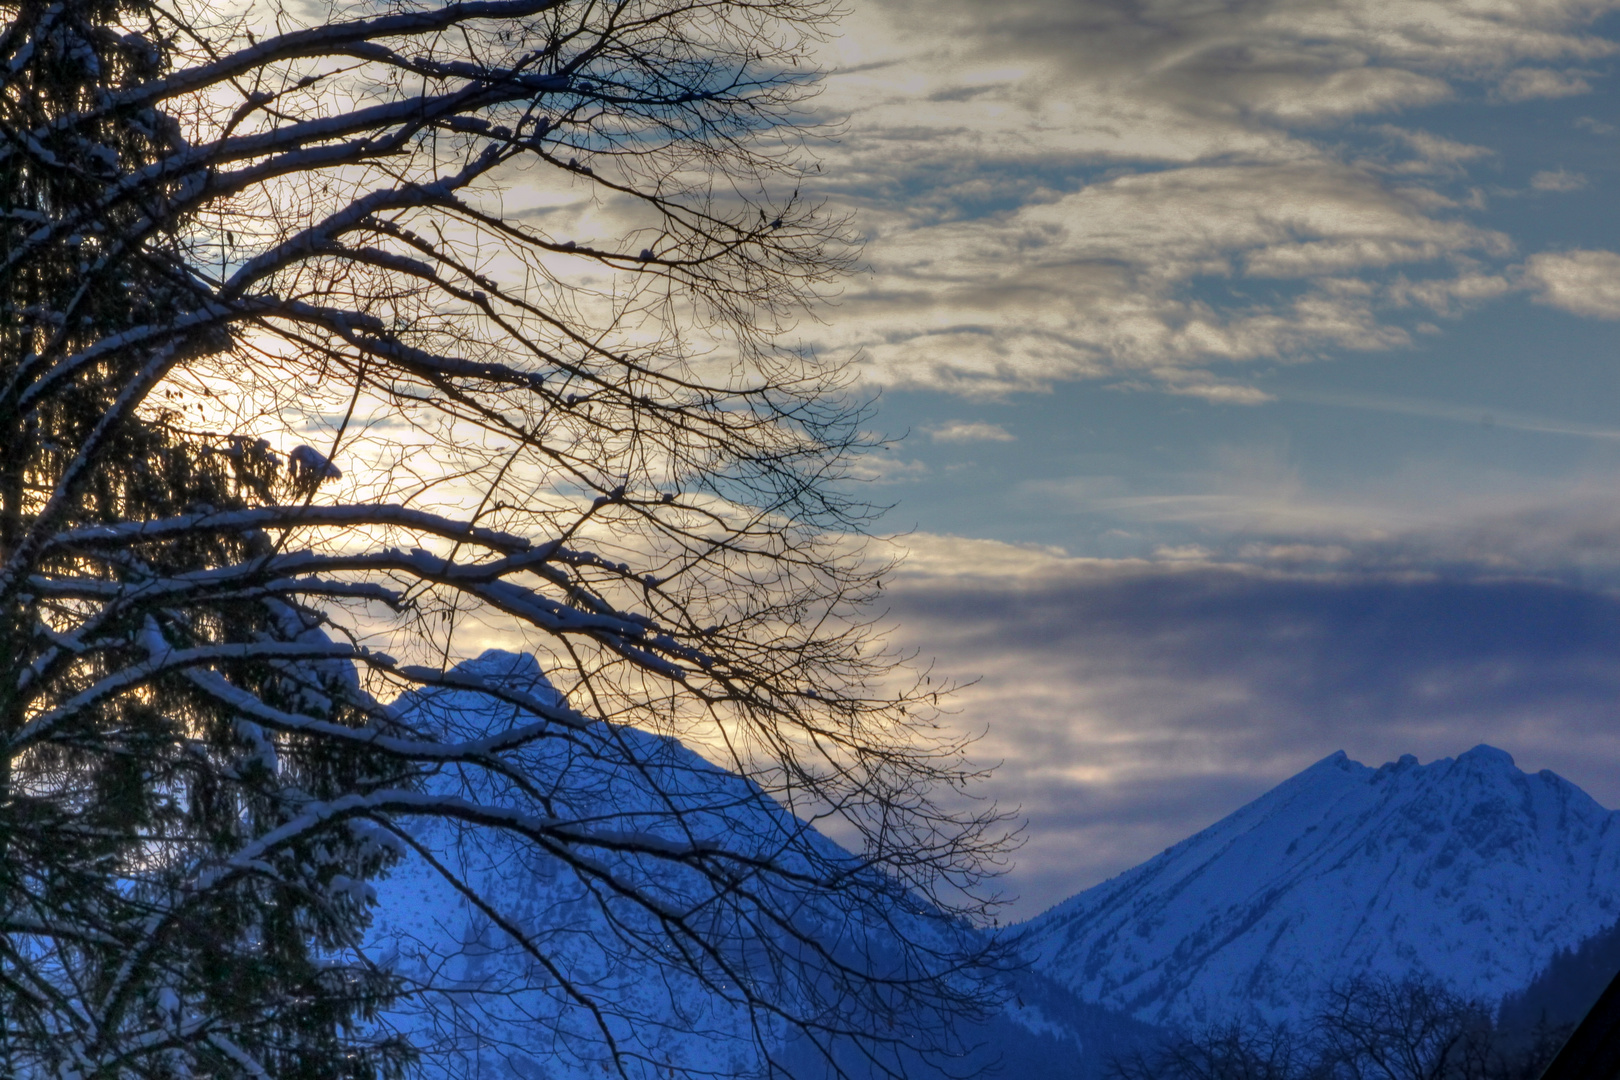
[{"left": 0, "top": 5, "right": 411, "bottom": 1074}]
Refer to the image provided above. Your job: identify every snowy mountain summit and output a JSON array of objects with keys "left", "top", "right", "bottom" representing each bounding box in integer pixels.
[
  {"left": 369, "top": 650, "right": 1029, "bottom": 1080},
  {"left": 1019, "top": 745, "right": 1620, "bottom": 1029}
]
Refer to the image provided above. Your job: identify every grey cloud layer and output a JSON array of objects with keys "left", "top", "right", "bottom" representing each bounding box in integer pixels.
[
  {"left": 808, "top": 0, "right": 1620, "bottom": 396},
  {"left": 886, "top": 544, "right": 1620, "bottom": 915},
  {"left": 885, "top": 0, "right": 1616, "bottom": 96}
]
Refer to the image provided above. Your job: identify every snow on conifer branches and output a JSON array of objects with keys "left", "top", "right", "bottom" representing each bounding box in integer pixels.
[{"left": 0, "top": 1, "right": 1011, "bottom": 1078}]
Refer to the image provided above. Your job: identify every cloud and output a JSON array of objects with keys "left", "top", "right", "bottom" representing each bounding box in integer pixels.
[
  {"left": 927, "top": 420, "right": 1016, "bottom": 443},
  {"left": 1153, "top": 543, "right": 1216, "bottom": 561},
  {"left": 1387, "top": 271, "right": 1514, "bottom": 315},
  {"left": 1158, "top": 378, "right": 1278, "bottom": 405},
  {"left": 802, "top": 0, "right": 1620, "bottom": 398},
  {"left": 1530, "top": 168, "right": 1588, "bottom": 191},
  {"left": 818, "top": 159, "right": 1504, "bottom": 394},
  {"left": 1524, "top": 250, "right": 1620, "bottom": 318},
  {"left": 1372, "top": 126, "right": 1494, "bottom": 175},
  {"left": 846, "top": 454, "right": 930, "bottom": 483},
  {"left": 1495, "top": 67, "right": 1593, "bottom": 101},
  {"left": 1237, "top": 542, "right": 1355, "bottom": 563},
  {"left": 889, "top": 532, "right": 1098, "bottom": 581},
  {"left": 883, "top": 535, "right": 1620, "bottom": 915},
  {"left": 872, "top": 0, "right": 1618, "bottom": 120},
  {"left": 1012, "top": 453, "right": 1620, "bottom": 587}
]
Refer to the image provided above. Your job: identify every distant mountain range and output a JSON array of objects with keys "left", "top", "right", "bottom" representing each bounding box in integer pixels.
[{"left": 1016, "top": 745, "right": 1620, "bottom": 1030}]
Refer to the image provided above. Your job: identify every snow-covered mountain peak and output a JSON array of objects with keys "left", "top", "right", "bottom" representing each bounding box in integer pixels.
[
  {"left": 1457, "top": 743, "right": 1515, "bottom": 769},
  {"left": 450, "top": 647, "right": 544, "bottom": 683},
  {"left": 371, "top": 651, "right": 1007, "bottom": 1079},
  {"left": 1017, "top": 745, "right": 1620, "bottom": 1029}
]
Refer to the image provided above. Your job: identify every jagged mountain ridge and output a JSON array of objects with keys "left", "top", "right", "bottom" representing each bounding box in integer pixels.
[{"left": 1018, "top": 745, "right": 1620, "bottom": 1029}]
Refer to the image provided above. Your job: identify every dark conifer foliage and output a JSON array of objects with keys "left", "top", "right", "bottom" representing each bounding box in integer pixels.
[
  {"left": 0, "top": 4, "right": 411, "bottom": 1076},
  {"left": 0, "top": 1, "right": 1011, "bottom": 1077},
  {"left": 1499, "top": 918, "right": 1620, "bottom": 1036}
]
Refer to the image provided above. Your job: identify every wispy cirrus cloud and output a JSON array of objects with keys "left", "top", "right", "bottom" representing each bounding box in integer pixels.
[
  {"left": 1495, "top": 66, "right": 1595, "bottom": 101},
  {"left": 927, "top": 420, "right": 1017, "bottom": 443},
  {"left": 1530, "top": 167, "right": 1589, "bottom": 190}
]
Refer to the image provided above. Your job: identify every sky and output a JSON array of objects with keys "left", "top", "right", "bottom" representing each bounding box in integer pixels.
[{"left": 779, "top": 0, "right": 1620, "bottom": 917}]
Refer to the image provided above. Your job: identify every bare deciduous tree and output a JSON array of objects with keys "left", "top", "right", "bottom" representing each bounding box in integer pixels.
[
  {"left": 1314, "top": 975, "right": 1490, "bottom": 1080},
  {"left": 1107, "top": 976, "right": 1565, "bottom": 1080},
  {"left": 0, "top": 0, "right": 1011, "bottom": 1076},
  {"left": 1107, "top": 1017, "right": 1314, "bottom": 1080}
]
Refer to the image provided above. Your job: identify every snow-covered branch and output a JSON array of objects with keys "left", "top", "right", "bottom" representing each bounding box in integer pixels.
[{"left": 47, "top": 503, "right": 533, "bottom": 554}]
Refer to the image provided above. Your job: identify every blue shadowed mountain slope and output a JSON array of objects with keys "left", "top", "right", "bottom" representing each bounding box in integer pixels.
[{"left": 366, "top": 651, "right": 1147, "bottom": 1079}]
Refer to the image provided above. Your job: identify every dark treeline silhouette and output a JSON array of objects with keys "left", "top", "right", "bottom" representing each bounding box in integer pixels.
[
  {"left": 1499, "top": 917, "right": 1620, "bottom": 1036},
  {"left": 1107, "top": 974, "right": 1570, "bottom": 1080}
]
